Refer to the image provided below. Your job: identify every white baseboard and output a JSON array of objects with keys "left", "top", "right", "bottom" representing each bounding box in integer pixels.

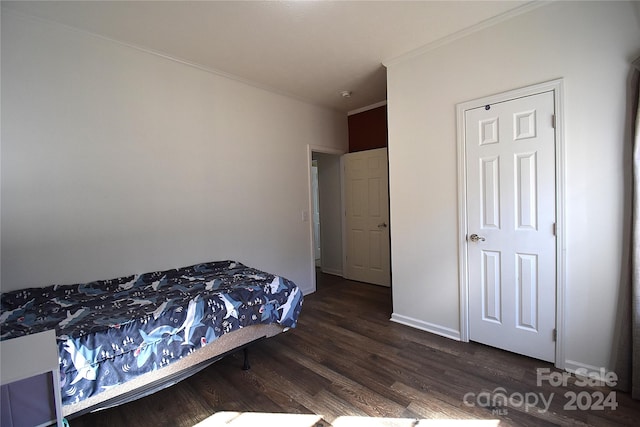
[
  {"left": 299, "top": 285, "right": 315, "bottom": 296},
  {"left": 564, "top": 360, "right": 616, "bottom": 384},
  {"left": 390, "top": 313, "right": 461, "bottom": 341},
  {"left": 320, "top": 267, "right": 343, "bottom": 277}
]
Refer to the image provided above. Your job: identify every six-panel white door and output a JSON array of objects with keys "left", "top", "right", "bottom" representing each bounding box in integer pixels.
[
  {"left": 466, "top": 91, "right": 556, "bottom": 362},
  {"left": 344, "top": 148, "right": 391, "bottom": 287}
]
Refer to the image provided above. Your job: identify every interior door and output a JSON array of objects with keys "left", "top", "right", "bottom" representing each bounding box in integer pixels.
[
  {"left": 465, "top": 91, "right": 556, "bottom": 362},
  {"left": 344, "top": 148, "right": 390, "bottom": 286}
]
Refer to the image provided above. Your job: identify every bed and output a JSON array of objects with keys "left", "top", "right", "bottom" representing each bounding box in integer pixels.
[{"left": 0, "top": 260, "right": 303, "bottom": 419}]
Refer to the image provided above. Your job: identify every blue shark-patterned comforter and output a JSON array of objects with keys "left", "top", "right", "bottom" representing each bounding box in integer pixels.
[{"left": 0, "top": 261, "right": 303, "bottom": 406}]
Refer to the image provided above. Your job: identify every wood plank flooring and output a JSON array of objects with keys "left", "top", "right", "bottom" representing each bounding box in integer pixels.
[{"left": 71, "top": 272, "right": 640, "bottom": 426}]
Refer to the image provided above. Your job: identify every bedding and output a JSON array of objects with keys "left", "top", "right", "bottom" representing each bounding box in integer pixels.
[{"left": 0, "top": 260, "right": 303, "bottom": 408}]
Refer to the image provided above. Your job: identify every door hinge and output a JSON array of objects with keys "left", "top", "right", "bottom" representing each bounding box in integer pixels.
[
  {"left": 553, "top": 223, "right": 556, "bottom": 236},
  {"left": 552, "top": 114, "right": 556, "bottom": 129},
  {"left": 552, "top": 329, "right": 557, "bottom": 342}
]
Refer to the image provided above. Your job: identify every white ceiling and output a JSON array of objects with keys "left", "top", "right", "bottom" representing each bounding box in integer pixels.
[{"left": 3, "top": 1, "right": 536, "bottom": 113}]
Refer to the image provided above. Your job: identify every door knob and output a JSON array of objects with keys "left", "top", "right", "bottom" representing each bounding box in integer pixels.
[
  {"left": 378, "top": 222, "right": 388, "bottom": 228},
  {"left": 469, "top": 233, "right": 486, "bottom": 242}
]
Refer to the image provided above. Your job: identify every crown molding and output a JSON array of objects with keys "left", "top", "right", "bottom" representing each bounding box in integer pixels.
[
  {"left": 1, "top": 6, "right": 326, "bottom": 111},
  {"left": 383, "top": 1, "right": 552, "bottom": 68},
  {"left": 347, "top": 100, "right": 387, "bottom": 116}
]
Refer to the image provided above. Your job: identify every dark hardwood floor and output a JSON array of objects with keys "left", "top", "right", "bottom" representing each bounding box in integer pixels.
[{"left": 71, "top": 271, "right": 640, "bottom": 426}]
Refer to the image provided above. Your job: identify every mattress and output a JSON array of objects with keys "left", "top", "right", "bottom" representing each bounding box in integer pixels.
[{"left": 0, "top": 260, "right": 303, "bottom": 407}]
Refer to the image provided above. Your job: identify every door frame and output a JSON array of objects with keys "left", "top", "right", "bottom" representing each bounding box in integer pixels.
[
  {"left": 306, "top": 145, "right": 346, "bottom": 294},
  {"left": 455, "top": 79, "right": 566, "bottom": 369}
]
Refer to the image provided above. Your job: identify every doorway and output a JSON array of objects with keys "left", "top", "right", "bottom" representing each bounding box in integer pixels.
[
  {"left": 307, "top": 146, "right": 345, "bottom": 293},
  {"left": 456, "top": 80, "right": 566, "bottom": 367}
]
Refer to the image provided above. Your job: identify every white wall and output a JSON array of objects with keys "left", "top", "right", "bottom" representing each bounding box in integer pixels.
[
  {"left": 386, "top": 1, "right": 640, "bottom": 372},
  {"left": 0, "top": 10, "right": 348, "bottom": 294}
]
